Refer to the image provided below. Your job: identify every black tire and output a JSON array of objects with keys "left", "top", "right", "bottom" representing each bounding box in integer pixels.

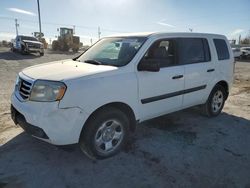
[
  {"left": 79, "top": 107, "right": 129, "bottom": 159},
  {"left": 11, "top": 45, "right": 15, "bottom": 52},
  {"left": 202, "top": 85, "right": 226, "bottom": 117},
  {"left": 52, "top": 41, "right": 59, "bottom": 51},
  {"left": 40, "top": 52, "right": 44, "bottom": 56},
  {"left": 21, "top": 45, "right": 26, "bottom": 55}
]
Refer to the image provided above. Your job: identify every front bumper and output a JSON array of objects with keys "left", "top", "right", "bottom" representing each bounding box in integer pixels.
[
  {"left": 11, "top": 93, "right": 89, "bottom": 145},
  {"left": 11, "top": 105, "right": 49, "bottom": 139},
  {"left": 26, "top": 47, "right": 44, "bottom": 53}
]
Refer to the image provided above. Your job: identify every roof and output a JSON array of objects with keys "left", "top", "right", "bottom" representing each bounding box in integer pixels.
[
  {"left": 17, "top": 35, "right": 36, "bottom": 38},
  {"left": 106, "top": 32, "right": 226, "bottom": 39}
]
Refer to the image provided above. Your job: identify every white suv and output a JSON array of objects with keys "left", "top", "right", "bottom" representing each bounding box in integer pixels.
[{"left": 11, "top": 32, "right": 234, "bottom": 159}]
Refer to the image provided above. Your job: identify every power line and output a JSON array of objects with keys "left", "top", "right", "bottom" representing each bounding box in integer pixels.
[{"left": 0, "top": 16, "right": 128, "bottom": 33}]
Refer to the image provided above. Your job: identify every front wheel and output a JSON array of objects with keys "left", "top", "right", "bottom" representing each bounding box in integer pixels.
[
  {"left": 202, "top": 85, "right": 226, "bottom": 117},
  {"left": 21, "top": 45, "right": 26, "bottom": 55},
  {"left": 79, "top": 107, "right": 129, "bottom": 159}
]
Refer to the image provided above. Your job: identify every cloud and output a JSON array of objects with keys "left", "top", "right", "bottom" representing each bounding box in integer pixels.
[
  {"left": 7, "top": 8, "right": 36, "bottom": 16},
  {"left": 230, "top": 29, "right": 244, "bottom": 36},
  {"left": 157, "top": 19, "right": 176, "bottom": 28},
  {"left": 0, "top": 32, "right": 16, "bottom": 41}
]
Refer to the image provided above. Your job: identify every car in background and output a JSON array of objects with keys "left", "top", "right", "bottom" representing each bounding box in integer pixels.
[
  {"left": 232, "top": 48, "right": 242, "bottom": 59},
  {"left": 240, "top": 47, "right": 250, "bottom": 59},
  {"left": 11, "top": 35, "right": 44, "bottom": 56}
]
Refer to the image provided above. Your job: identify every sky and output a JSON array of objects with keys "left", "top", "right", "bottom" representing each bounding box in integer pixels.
[{"left": 0, "top": 0, "right": 249, "bottom": 45}]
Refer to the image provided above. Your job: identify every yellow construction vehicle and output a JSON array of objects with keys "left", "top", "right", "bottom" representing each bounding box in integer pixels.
[
  {"left": 33, "top": 32, "right": 48, "bottom": 49},
  {"left": 52, "top": 28, "right": 80, "bottom": 52}
]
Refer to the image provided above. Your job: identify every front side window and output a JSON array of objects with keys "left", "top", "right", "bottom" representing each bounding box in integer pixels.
[
  {"left": 214, "top": 39, "right": 230, "bottom": 60},
  {"left": 178, "top": 38, "right": 211, "bottom": 64},
  {"left": 77, "top": 37, "right": 147, "bottom": 67},
  {"left": 142, "top": 39, "right": 177, "bottom": 68}
]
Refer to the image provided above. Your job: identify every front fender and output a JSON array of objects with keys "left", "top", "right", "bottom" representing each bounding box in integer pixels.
[{"left": 59, "top": 72, "right": 139, "bottom": 120}]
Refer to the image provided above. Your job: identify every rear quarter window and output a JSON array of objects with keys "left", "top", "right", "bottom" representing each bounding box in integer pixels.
[{"left": 213, "top": 39, "right": 230, "bottom": 60}]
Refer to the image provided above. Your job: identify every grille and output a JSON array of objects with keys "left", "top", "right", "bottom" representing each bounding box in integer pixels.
[
  {"left": 18, "top": 78, "right": 32, "bottom": 100},
  {"left": 27, "top": 43, "right": 40, "bottom": 49}
]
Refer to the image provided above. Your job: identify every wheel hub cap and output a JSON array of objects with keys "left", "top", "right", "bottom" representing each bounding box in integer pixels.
[
  {"left": 212, "top": 90, "right": 223, "bottom": 113},
  {"left": 102, "top": 128, "right": 115, "bottom": 142},
  {"left": 94, "top": 119, "right": 124, "bottom": 154}
]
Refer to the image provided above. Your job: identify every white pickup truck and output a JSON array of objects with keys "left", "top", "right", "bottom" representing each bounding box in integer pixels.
[
  {"left": 11, "top": 32, "right": 234, "bottom": 159},
  {"left": 11, "top": 35, "right": 44, "bottom": 56}
]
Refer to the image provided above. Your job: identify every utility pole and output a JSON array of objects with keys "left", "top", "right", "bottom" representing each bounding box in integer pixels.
[
  {"left": 239, "top": 34, "right": 241, "bottom": 45},
  {"left": 37, "top": 0, "right": 42, "bottom": 41},
  {"left": 15, "top": 19, "right": 19, "bottom": 36},
  {"left": 98, "top": 26, "right": 101, "bottom": 40},
  {"left": 73, "top": 25, "right": 75, "bottom": 34},
  {"left": 90, "top": 38, "right": 93, "bottom": 45}
]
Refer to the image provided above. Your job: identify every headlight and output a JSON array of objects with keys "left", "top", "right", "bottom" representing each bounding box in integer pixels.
[{"left": 30, "top": 80, "right": 67, "bottom": 102}]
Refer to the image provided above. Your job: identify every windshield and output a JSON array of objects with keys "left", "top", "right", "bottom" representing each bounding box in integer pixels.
[
  {"left": 77, "top": 37, "right": 147, "bottom": 67},
  {"left": 21, "top": 36, "right": 38, "bottom": 41}
]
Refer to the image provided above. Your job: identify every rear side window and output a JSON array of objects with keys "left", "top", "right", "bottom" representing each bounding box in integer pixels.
[
  {"left": 213, "top": 39, "right": 230, "bottom": 60},
  {"left": 178, "top": 38, "right": 211, "bottom": 64}
]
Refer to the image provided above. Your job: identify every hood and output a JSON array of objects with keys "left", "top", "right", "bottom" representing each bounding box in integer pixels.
[
  {"left": 22, "top": 40, "right": 42, "bottom": 45},
  {"left": 21, "top": 59, "right": 117, "bottom": 81}
]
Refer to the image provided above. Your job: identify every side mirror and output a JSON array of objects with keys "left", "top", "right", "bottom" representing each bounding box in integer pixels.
[{"left": 138, "top": 59, "right": 160, "bottom": 72}]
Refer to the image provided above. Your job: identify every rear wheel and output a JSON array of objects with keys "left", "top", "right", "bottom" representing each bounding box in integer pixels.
[
  {"left": 11, "top": 45, "right": 15, "bottom": 52},
  {"left": 79, "top": 107, "right": 129, "bottom": 159},
  {"left": 202, "top": 85, "right": 226, "bottom": 117}
]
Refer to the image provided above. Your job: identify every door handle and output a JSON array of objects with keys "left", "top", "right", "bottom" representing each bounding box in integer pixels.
[
  {"left": 207, "top": 69, "right": 215, "bottom": 72},
  {"left": 172, "top": 75, "right": 183, "bottom": 79}
]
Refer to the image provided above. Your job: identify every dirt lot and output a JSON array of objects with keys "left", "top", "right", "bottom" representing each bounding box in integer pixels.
[{"left": 0, "top": 47, "right": 250, "bottom": 188}]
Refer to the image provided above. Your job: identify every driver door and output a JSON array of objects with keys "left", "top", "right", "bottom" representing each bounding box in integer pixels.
[{"left": 136, "top": 39, "right": 184, "bottom": 120}]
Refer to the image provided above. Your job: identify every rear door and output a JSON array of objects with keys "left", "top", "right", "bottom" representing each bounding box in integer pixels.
[
  {"left": 177, "top": 38, "right": 215, "bottom": 108},
  {"left": 137, "top": 38, "right": 185, "bottom": 120}
]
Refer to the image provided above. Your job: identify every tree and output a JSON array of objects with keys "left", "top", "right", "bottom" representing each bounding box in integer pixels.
[
  {"left": 241, "top": 32, "right": 250, "bottom": 44},
  {"left": 241, "top": 37, "right": 250, "bottom": 44}
]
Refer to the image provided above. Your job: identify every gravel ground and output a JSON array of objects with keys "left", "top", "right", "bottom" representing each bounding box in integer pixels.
[{"left": 0, "top": 47, "right": 250, "bottom": 188}]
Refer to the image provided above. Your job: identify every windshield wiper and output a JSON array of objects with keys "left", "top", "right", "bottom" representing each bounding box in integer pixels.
[
  {"left": 84, "top": 59, "right": 102, "bottom": 65},
  {"left": 73, "top": 59, "right": 80, "bottom": 62}
]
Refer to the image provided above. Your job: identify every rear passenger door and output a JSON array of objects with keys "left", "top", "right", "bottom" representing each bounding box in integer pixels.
[{"left": 178, "top": 38, "right": 214, "bottom": 108}]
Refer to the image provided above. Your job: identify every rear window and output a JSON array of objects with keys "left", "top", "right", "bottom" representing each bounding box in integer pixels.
[
  {"left": 213, "top": 39, "right": 230, "bottom": 60},
  {"left": 178, "top": 38, "right": 211, "bottom": 64}
]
